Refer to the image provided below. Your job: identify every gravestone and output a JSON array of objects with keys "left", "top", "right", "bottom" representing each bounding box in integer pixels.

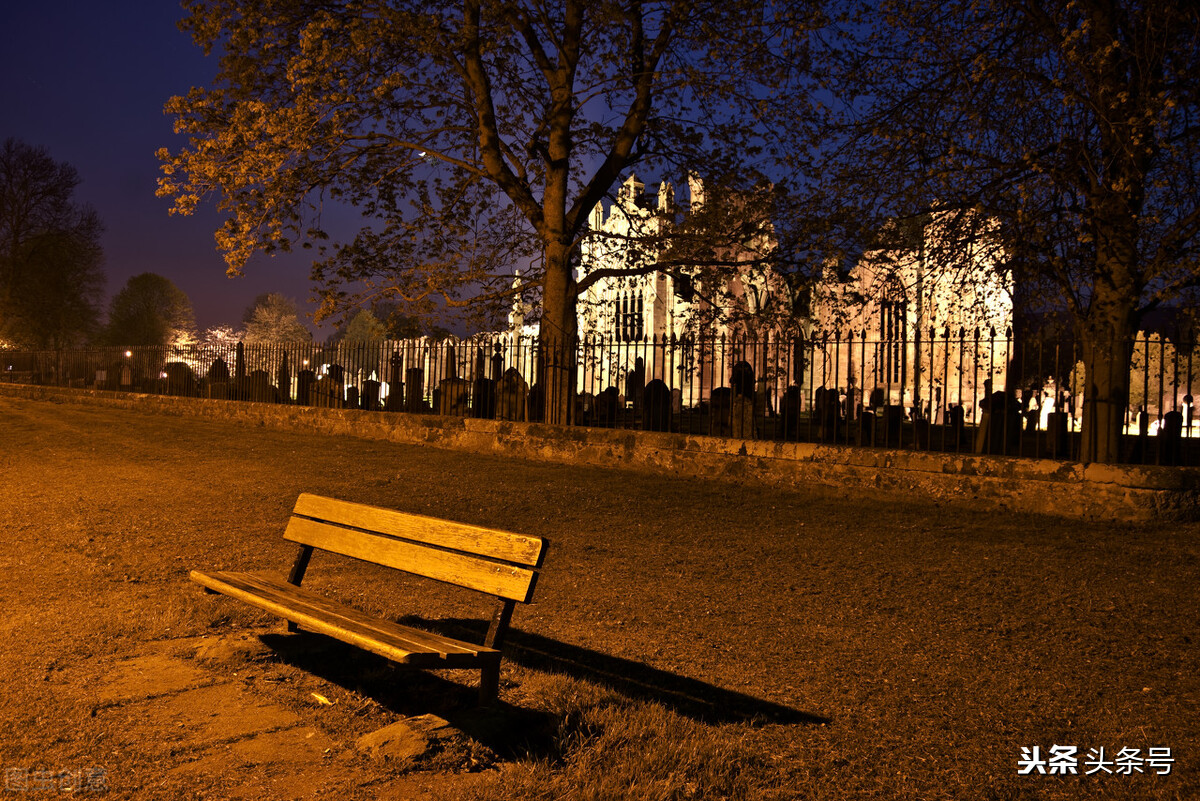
[
  {"left": 325, "top": 365, "right": 347, "bottom": 408},
  {"left": 527, "top": 382, "right": 545, "bottom": 422},
  {"left": 731, "top": 395, "right": 754, "bottom": 438},
  {"left": 1045, "top": 411, "right": 1069, "bottom": 458},
  {"left": 975, "top": 391, "right": 1019, "bottom": 455},
  {"left": 595, "top": 386, "right": 619, "bottom": 427},
  {"left": 276, "top": 352, "right": 292, "bottom": 404},
  {"left": 881, "top": 404, "right": 904, "bottom": 447},
  {"left": 296, "top": 370, "right": 316, "bottom": 407},
  {"left": 405, "top": 367, "right": 425, "bottom": 412},
  {"left": 312, "top": 377, "right": 341, "bottom": 408},
  {"left": 247, "top": 370, "right": 276, "bottom": 404},
  {"left": 731, "top": 361, "right": 755, "bottom": 400},
  {"left": 496, "top": 368, "right": 528, "bottom": 421},
  {"left": 753, "top": 377, "right": 771, "bottom": 428},
  {"left": 710, "top": 387, "right": 733, "bottom": 437},
  {"left": 436, "top": 377, "right": 470, "bottom": 416},
  {"left": 626, "top": 358, "right": 646, "bottom": 417},
  {"left": 1161, "top": 410, "right": 1183, "bottom": 466},
  {"left": 163, "top": 362, "right": 196, "bottom": 397},
  {"left": 345, "top": 385, "right": 360, "bottom": 409},
  {"left": 642, "top": 379, "right": 672, "bottom": 432},
  {"left": 947, "top": 404, "right": 966, "bottom": 449},
  {"left": 491, "top": 344, "right": 504, "bottom": 380},
  {"left": 234, "top": 342, "right": 246, "bottom": 377},
  {"left": 208, "top": 357, "right": 231, "bottom": 384},
  {"left": 384, "top": 353, "right": 404, "bottom": 411},
  {"left": 472, "top": 377, "right": 496, "bottom": 418},
  {"left": 842, "top": 386, "right": 858, "bottom": 422},
  {"left": 781, "top": 385, "right": 803, "bottom": 440},
  {"left": 360, "top": 379, "right": 382, "bottom": 411},
  {"left": 859, "top": 410, "right": 876, "bottom": 446},
  {"left": 574, "top": 392, "right": 594, "bottom": 426}
]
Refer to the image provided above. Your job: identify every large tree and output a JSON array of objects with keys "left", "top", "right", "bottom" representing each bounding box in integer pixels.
[
  {"left": 158, "top": 0, "right": 810, "bottom": 421},
  {"left": 0, "top": 139, "right": 105, "bottom": 348},
  {"left": 242, "top": 292, "right": 312, "bottom": 342},
  {"left": 106, "top": 273, "right": 196, "bottom": 346},
  {"left": 796, "top": 0, "right": 1200, "bottom": 463}
]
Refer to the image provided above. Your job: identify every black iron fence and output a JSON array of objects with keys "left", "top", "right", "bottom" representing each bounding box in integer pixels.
[{"left": 3, "top": 329, "right": 1196, "bottom": 465}]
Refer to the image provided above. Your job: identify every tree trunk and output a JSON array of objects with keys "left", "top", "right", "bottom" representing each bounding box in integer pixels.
[
  {"left": 539, "top": 241, "right": 578, "bottom": 425},
  {"left": 1078, "top": 289, "right": 1136, "bottom": 464}
]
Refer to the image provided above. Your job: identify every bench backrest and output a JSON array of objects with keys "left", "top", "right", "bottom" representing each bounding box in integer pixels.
[{"left": 283, "top": 493, "right": 547, "bottom": 603}]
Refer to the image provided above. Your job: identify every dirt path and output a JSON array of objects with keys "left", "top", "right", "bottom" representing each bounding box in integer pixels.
[{"left": 0, "top": 396, "right": 1196, "bottom": 799}]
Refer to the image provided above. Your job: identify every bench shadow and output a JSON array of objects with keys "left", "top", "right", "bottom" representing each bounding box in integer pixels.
[
  {"left": 257, "top": 617, "right": 828, "bottom": 759},
  {"left": 419, "top": 617, "right": 831, "bottom": 727}
]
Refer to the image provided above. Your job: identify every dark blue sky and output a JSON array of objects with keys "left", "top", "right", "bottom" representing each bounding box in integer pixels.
[{"left": 0, "top": 2, "right": 330, "bottom": 334}]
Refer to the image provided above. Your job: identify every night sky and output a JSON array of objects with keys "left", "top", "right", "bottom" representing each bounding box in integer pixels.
[{"left": 1, "top": 3, "right": 331, "bottom": 335}]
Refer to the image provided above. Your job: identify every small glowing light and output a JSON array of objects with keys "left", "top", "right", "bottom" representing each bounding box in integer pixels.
[
  {"left": 159, "top": 371, "right": 168, "bottom": 379},
  {"left": 124, "top": 350, "right": 132, "bottom": 358},
  {"left": 303, "top": 359, "right": 309, "bottom": 366}
]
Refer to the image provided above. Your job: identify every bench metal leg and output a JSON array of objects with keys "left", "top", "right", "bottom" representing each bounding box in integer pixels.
[
  {"left": 479, "top": 663, "right": 500, "bottom": 707},
  {"left": 285, "top": 545, "right": 314, "bottom": 633}
]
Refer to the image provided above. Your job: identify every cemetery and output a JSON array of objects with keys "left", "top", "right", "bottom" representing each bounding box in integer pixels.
[{"left": 3, "top": 325, "right": 1198, "bottom": 468}]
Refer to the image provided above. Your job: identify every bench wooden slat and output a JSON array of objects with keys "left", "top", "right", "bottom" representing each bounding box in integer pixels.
[
  {"left": 283, "top": 516, "right": 539, "bottom": 602},
  {"left": 189, "top": 569, "right": 498, "bottom": 667},
  {"left": 293, "top": 493, "right": 547, "bottom": 567}
]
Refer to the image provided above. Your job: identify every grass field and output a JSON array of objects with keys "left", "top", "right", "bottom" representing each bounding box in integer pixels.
[{"left": 0, "top": 395, "right": 1196, "bottom": 799}]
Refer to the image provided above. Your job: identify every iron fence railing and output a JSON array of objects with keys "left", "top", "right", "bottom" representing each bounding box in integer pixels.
[{"left": 2, "top": 329, "right": 1196, "bottom": 465}]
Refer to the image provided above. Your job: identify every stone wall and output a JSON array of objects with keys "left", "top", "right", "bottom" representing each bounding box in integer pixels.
[{"left": 4, "top": 383, "right": 1196, "bottom": 521}]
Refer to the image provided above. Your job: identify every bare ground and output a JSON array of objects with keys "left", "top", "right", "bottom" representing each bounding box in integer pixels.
[{"left": 0, "top": 395, "right": 1196, "bottom": 800}]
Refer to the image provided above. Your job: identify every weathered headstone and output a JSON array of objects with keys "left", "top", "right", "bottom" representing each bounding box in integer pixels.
[
  {"left": 595, "top": 386, "right": 619, "bottom": 427},
  {"left": 163, "top": 362, "right": 196, "bottom": 397},
  {"left": 360, "top": 379, "right": 382, "bottom": 411},
  {"left": 753, "top": 377, "right": 771, "bottom": 428},
  {"left": 1161, "top": 410, "right": 1183, "bottom": 465},
  {"left": 472, "top": 377, "right": 496, "bottom": 418},
  {"left": 384, "top": 353, "right": 404, "bottom": 412},
  {"left": 859, "top": 409, "right": 877, "bottom": 446},
  {"left": 496, "top": 368, "right": 528, "bottom": 422},
  {"left": 490, "top": 345, "right": 504, "bottom": 380},
  {"left": 527, "top": 382, "right": 545, "bottom": 422},
  {"left": 824, "top": 390, "right": 844, "bottom": 441},
  {"left": 247, "top": 370, "right": 276, "bottom": 404},
  {"left": 296, "top": 369, "right": 316, "bottom": 407},
  {"left": 947, "top": 404, "right": 966, "bottom": 449},
  {"left": 208, "top": 357, "right": 231, "bottom": 385},
  {"left": 731, "top": 395, "right": 754, "bottom": 438},
  {"left": 574, "top": 392, "right": 594, "bottom": 426},
  {"left": 731, "top": 361, "right": 755, "bottom": 400},
  {"left": 405, "top": 367, "right": 425, "bottom": 412},
  {"left": 881, "top": 404, "right": 904, "bottom": 447},
  {"left": 234, "top": 342, "right": 246, "bottom": 382},
  {"left": 276, "top": 352, "right": 292, "bottom": 404},
  {"left": 710, "top": 386, "right": 733, "bottom": 437},
  {"left": 781, "top": 385, "right": 802, "bottom": 440},
  {"left": 436, "top": 376, "right": 470, "bottom": 416},
  {"left": 643, "top": 379, "right": 672, "bottom": 432},
  {"left": 1045, "top": 410, "right": 1069, "bottom": 458},
  {"left": 626, "top": 357, "right": 646, "bottom": 416}
]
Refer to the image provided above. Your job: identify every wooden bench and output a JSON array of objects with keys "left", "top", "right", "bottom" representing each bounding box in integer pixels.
[{"left": 189, "top": 493, "right": 548, "bottom": 706}]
